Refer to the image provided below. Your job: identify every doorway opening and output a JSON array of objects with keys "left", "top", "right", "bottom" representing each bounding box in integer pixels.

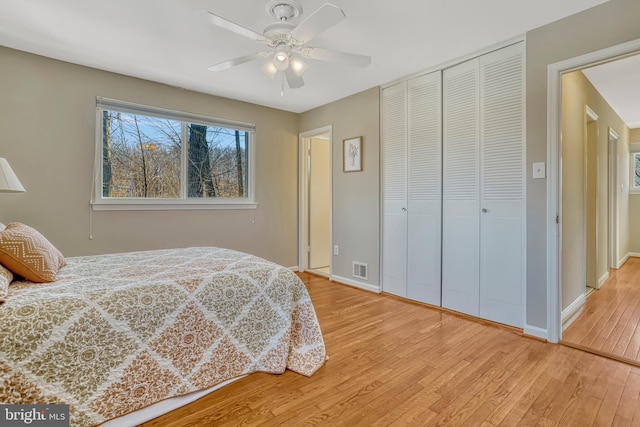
[
  {"left": 298, "top": 126, "right": 332, "bottom": 278},
  {"left": 548, "top": 38, "right": 640, "bottom": 353}
]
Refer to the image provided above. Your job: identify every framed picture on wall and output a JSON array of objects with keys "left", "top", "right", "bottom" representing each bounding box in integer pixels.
[{"left": 343, "top": 137, "right": 362, "bottom": 172}]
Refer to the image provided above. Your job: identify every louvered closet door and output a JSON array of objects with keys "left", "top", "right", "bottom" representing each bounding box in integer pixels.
[
  {"left": 442, "top": 58, "right": 480, "bottom": 316},
  {"left": 407, "top": 72, "right": 442, "bottom": 305},
  {"left": 382, "top": 81, "right": 408, "bottom": 297},
  {"left": 479, "top": 43, "right": 525, "bottom": 327}
]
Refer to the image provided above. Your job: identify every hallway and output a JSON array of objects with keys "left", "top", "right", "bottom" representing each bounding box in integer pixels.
[{"left": 563, "top": 257, "right": 640, "bottom": 364}]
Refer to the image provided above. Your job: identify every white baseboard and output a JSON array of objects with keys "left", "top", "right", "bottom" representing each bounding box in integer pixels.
[
  {"left": 629, "top": 252, "right": 640, "bottom": 258},
  {"left": 618, "top": 253, "right": 630, "bottom": 268},
  {"left": 562, "top": 294, "right": 586, "bottom": 329},
  {"left": 523, "top": 325, "right": 548, "bottom": 340},
  {"left": 288, "top": 266, "right": 299, "bottom": 272},
  {"left": 597, "top": 271, "right": 610, "bottom": 289},
  {"left": 331, "top": 275, "right": 381, "bottom": 293}
]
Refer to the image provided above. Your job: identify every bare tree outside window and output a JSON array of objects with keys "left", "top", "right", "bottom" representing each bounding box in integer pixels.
[
  {"left": 635, "top": 153, "right": 640, "bottom": 189},
  {"left": 101, "top": 110, "right": 248, "bottom": 200}
]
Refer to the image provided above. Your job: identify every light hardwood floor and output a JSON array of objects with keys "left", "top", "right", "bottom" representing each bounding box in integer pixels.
[
  {"left": 143, "top": 272, "right": 640, "bottom": 426},
  {"left": 563, "top": 257, "right": 640, "bottom": 365}
]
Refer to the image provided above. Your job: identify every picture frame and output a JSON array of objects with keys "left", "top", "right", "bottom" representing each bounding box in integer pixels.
[{"left": 343, "top": 137, "right": 362, "bottom": 172}]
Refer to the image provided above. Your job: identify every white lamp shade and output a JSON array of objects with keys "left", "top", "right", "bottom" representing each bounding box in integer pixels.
[{"left": 0, "top": 158, "right": 26, "bottom": 193}]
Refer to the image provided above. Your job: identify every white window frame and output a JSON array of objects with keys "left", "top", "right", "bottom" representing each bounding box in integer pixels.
[
  {"left": 632, "top": 151, "right": 640, "bottom": 195},
  {"left": 92, "top": 97, "right": 257, "bottom": 211}
]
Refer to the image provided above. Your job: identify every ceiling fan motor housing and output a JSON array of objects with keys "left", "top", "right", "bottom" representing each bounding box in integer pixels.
[{"left": 266, "top": 0, "right": 302, "bottom": 21}]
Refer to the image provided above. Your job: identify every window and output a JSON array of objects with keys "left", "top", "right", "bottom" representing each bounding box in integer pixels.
[
  {"left": 93, "top": 98, "right": 256, "bottom": 210},
  {"left": 633, "top": 152, "right": 640, "bottom": 193}
]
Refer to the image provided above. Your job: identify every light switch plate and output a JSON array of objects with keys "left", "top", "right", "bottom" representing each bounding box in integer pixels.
[{"left": 533, "top": 162, "right": 546, "bottom": 179}]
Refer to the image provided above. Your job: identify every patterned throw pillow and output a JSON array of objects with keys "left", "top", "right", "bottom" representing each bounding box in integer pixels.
[
  {"left": 0, "top": 263, "right": 12, "bottom": 302},
  {"left": 0, "top": 222, "right": 66, "bottom": 283}
]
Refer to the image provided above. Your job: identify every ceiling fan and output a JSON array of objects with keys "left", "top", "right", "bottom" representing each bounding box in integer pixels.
[{"left": 201, "top": 1, "right": 371, "bottom": 91}]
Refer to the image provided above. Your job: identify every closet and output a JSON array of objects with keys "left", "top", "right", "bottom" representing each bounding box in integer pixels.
[
  {"left": 381, "top": 42, "right": 525, "bottom": 328},
  {"left": 382, "top": 72, "right": 442, "bottom": 306}
]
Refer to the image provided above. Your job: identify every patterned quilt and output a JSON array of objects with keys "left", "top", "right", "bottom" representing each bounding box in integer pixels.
[{"left": 0, "top": 247, "right": 326, "bottom": 426}]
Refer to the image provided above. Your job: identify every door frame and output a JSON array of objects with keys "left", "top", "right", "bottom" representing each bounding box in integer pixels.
[
  {"left": 608, "top": 128, "right": 619, "bottom": 270},
  {"left": 298, "top": 125, "right": 333, "bottom": 275},
  {"left": 584, "top": 105, "right": 599, "bottom": 290},
  {"left": 547, "top": 38, "right": 640, "bottom": 343}
]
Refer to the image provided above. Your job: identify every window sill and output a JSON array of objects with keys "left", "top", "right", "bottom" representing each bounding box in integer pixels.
[{"left": 91, "top": 200, "right": 258, "bottom": 211}]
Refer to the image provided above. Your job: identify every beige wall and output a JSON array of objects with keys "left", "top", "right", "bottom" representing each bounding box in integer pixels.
[
  {"left": 560, "top": 70, "right": 630, "bottom": 311},
  {"left": 630, "top": 128, "right": 640, "bottom": 254},
  {"left": 299, "top": 88, "right": 380, "bottom": 286},
  {"left": 526, "top": 0, "right": 640, "bottom": 328},
  {"left": 0, "top": 46, "right": 300, "bottom": 267}
]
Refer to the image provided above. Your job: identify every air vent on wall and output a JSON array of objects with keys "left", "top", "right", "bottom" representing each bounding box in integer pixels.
[{"left": 353, "top": 262, "right": 368, "bottom": 280}]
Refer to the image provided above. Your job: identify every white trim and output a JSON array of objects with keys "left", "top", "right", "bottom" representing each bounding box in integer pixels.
[
  {"left": 298, "top": 126, "right": 333, "bottom": 277},
  {"left": 630, "top": 253, "right": 640, "bottom": 258},
  {"left": 562, "top": 294, "right": 586, "bottom": 329},
  {"left": 618, "top": 253, "right": 630, "bottom": 269},
  {"left": 332, "top": 275, "right": 381, "bottom": 293},
  {"left": 523, "top": 325, "right": 548, "bottom": 340},
  {"left": 583, "top": 105, "right": 598, "bottom": 290},
  {"left": 91, "top": 200, "right": 258, "bottom": 211},
  {"left": 547, "top": 37, "right": 640, "bottom": 344},
  {"left": 597, "top": 271, "right": 609, "bottom": 289},
  {"left": 288, "top": 266, "right": 299, "bottom": 271},
  {"left": 608, "top": 128, "right": 619, "bottom": 270},
  {"left": 381, "top": 35, "right": 525, "bottom": 90}
]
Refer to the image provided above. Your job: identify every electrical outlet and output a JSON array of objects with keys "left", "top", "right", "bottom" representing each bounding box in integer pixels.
[{"left": 333, "top": 245, "right": 339, "bottom": 256}]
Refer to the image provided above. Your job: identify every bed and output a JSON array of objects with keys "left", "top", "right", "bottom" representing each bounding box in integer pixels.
[{"left": 0, "top": 238, "right": 326, "bottom": 426}]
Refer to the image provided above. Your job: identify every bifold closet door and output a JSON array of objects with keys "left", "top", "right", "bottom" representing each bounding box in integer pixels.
[
  {"left": 382, "top": 81, "right": 408, "bottom": 297},
  {"left": 442, "top": 58, "right": 481, "bottom": 316},
  {"left": 478, "top": 43, "right": 525, "bottom": 327},
  {"left": 407, "top": 72, "right": 442, "bottom": 305}
]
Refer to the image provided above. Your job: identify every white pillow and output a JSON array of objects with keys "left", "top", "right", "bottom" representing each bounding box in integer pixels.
[{"left": 0, "top": 223, "right": 5, "bottom": 231}]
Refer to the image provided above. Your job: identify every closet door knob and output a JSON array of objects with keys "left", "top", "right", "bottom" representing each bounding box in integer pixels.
[
  {"left": 482, "top": 208, "right": 488, "bottom": 213},
  {"left": 401, "top": 207, "right": 407, "bottom": 212}
]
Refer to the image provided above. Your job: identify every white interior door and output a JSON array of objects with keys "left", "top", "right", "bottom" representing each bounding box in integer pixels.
[
  {"left": 382, "top": 82, "right": 408, "bottom": 297},
  {"left": 309, "top": 136, "right": 331, "bottom": 270},
  {"left": 407, "top": 72, "right": 442, "bottom": 305},
  {"left": 442, "top": 58, "right": 480, "bottom": 316}
]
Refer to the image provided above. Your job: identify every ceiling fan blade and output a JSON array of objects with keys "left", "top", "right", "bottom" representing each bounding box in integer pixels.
[
  {"left": 284, "top": 67, "right": 305, "bottom": 89},
  {"left": 290, "top": 3, "right": 346, "bottom": 43},
  {"left": 200, "top": 11, "right": 265, "bottom": 42},
  {"left": 208, "top": 52, "right": 270, "bottom": 71},
  {"left": 300, "top": 47, "right": 371, "bottom": 67}
]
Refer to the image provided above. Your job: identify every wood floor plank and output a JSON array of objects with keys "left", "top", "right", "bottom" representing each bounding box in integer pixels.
[
  {"left": 564, "top": 257, "right": 640, "bottom": 364},
  {"left": 142, "top": 273, "right": 640, "bottom": 427}
]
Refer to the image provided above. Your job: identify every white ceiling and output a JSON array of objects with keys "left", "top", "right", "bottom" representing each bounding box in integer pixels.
[
  {"left": 0, "top": 0, "right": 608, "bottom": 113},
  {"left": 582, "top": 54, "right": 640, "bottom": 129}
]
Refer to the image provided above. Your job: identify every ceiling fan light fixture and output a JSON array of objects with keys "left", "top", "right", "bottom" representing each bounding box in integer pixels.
[
  {"left": 261, "top": 61, "right": 278, "bottom": 78},
  {"left": 273, "top": 44, "right": 290, "bottom": 70},
  {"left": 290, "top": 57, "right": 308, "bottom": 76}
]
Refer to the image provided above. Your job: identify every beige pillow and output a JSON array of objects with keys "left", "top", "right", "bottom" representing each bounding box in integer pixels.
[
  {"left": 0, "top": 263, "right": 12, "bottom": 303},
  {"left": 0, "top": 222, "right": 66, "bottom": 283}
]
